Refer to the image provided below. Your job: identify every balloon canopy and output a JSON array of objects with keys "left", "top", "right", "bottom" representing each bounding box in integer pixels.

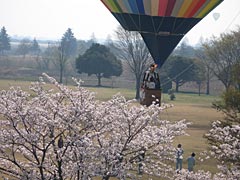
[{"left": 101, "top": 0, "right": 224, "bottom": 68}]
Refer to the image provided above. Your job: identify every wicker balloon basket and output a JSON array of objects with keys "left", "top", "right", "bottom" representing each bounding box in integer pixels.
[{"left": 140, "top": 89, "right": 161, "bottom": 107}]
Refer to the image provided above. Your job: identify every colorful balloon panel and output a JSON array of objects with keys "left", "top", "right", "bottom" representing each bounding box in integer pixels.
[
  {"left": 101, "top": 0, "right": 223, "bottom": 18},
  {"left": 100, "top": 0, "right": 224, "bottom": 67}
]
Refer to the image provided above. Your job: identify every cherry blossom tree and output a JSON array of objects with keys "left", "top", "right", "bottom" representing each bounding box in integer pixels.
[
  {"left": 204, "top": 119, "right": 240, "bottom": 180},
  {"left": 203, "top": 87, "right": 240, "bottom": 180},
  {"left": 0, "top": 75, "right": 98, "bottom": 179},
  {"left": 0, "top": 74, "right": 189, "bottom": 180}
]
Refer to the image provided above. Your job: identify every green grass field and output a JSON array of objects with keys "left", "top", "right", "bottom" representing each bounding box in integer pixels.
[
  {"left": 160, "top": 93, "right": 223, "bottom": 173},
  {"left": 0, "top": 79, "right": 224, "bottom": 175}
]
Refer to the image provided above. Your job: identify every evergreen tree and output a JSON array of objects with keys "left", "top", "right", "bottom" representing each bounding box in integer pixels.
[
  {"left": 0, "top": 26, "right": 11, "bottom": 55},
  {"left": 60, "top": 28, "right": 77, "bottom": 58},
  {"left": 56, "top": 28, "right": 77, "bottom": 83},
  {"left": 76, "top": 43, "right": 122, "bottom": 86},
  {"left": 165, "top": 56, "right": 203, "bottom": 92},
  {"left": 30, "top": 38, "right": 41, "bottom": 55},
  {"left": 173, "top": 39, "right": 196, "bottom": 58}
]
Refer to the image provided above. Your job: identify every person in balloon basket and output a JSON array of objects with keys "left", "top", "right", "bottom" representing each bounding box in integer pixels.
[
  {"left": 176, "top": 144, "right": 184, "bottom": 173},
  {"left": 142, "top": 63, "right": 161, "bottom": 90}
]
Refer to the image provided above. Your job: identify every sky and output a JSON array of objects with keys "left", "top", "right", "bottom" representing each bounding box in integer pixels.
[{"left": 0, "top": 0, "right": 240, "bottom": 45}]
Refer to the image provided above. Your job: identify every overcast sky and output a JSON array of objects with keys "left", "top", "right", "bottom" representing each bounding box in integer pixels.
[{"left": 0, "top": 0, "right": 240, "bottom": 45}]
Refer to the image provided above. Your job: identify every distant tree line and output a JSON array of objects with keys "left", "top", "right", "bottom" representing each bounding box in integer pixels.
[
  {"left": 0, "top": 27, "right": 123, "bottom": 85},
  {"left": 161, "top": 27, "right": 240, "bottom": 95},
  {"left": 1, "top": 25, "right": 240, "bottom": 96}
]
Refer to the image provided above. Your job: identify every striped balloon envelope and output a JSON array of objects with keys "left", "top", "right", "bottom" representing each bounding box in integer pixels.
[{"left": 100, "top": 0, "right": 224, "bottom": 67}]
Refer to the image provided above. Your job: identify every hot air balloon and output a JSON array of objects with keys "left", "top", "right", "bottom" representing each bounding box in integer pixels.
[
  {"left": 100, "top": 0, "right": 224, "bottom": 68},
  {"left": 213, "top": 12, "right": 220, "bottom": 21}
]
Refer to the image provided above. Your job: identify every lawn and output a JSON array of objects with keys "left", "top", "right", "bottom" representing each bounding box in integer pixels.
[
  {"left": 0, "top": 79, "right": 224, "bottom": 176},
  {"left": 160, "top": 94, "right": 223, "bottom": 173}
]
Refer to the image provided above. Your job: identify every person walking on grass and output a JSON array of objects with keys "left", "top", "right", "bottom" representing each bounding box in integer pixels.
[
  {"left": 187, "top": 152, "right": 196, "bottom": 172},
  {"left": 176, "top": 144, "right": 184, "bottom": 172}
]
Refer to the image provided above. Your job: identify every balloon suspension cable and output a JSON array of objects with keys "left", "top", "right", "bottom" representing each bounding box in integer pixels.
[
  {"left": 224, "top": 10, "right": 240, "bottom": 32},
  {"left": 161, "top": 63, "right": 194, "bottom": 87}
]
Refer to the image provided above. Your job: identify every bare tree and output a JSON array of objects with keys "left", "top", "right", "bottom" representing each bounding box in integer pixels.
[
  {"left": 41, "top": 43, "right": 55, "bottom": 70},
  {"left": 114, "top": 26, "right": 152, "bottom": 99},
  {"left": 195, "top": 46, "right": 215, "bottom": 95},
  {"left": 16, "top": 38, "right": 31, "bottom": 58},
  {"left": 202, "top": 27, "right": 240, "bottom": 90},
  {"left": 54, "top": 28, "right": 77, "bottom": 83},
  {"left": 30, "top": 38, "right": 42, "bottom": 69},
  {"left": 57, "top": 43, "right": 68, "bottom": 83}
]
